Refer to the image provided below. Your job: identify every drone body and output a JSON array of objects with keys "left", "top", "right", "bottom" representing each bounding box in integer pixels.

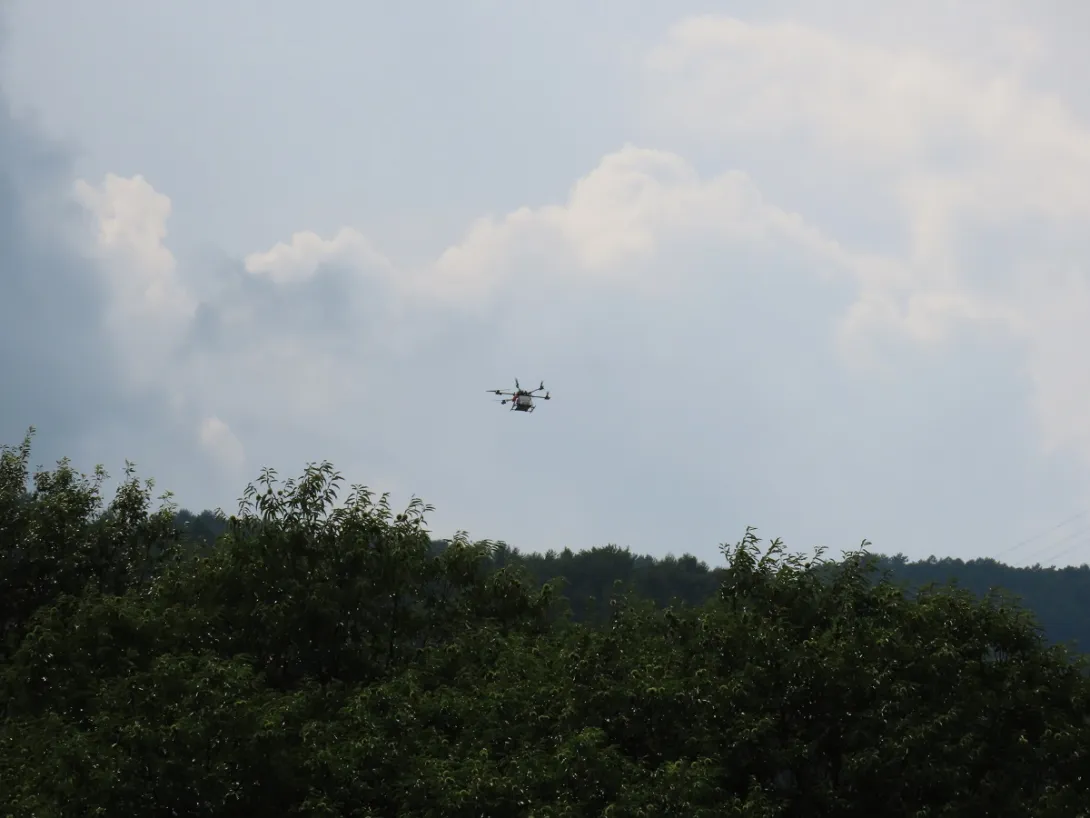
[{"left": 487, "top": 379, "right": 551, "bottom": 413}]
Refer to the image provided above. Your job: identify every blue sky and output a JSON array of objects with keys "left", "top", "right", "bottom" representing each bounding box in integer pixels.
[{"left": 3, "top": 0, "right": 1090, "bottom": 566}]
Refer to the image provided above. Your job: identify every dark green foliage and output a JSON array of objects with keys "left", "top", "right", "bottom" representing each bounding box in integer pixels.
[
  {"left": 174, "top": 513, "right": 1090, "bottom": 652},
  {"left": 1, "top": 429, "right": 180, "bottom": 663},
  {"left": 2, "top": 429, "right": 1089, "bottom": 817},
  {"left": 870, "top": 554, "right": 1090, "bottom": 652},
  {"left": 172, "top": 507, "right": 1090, "bottom": 654}
]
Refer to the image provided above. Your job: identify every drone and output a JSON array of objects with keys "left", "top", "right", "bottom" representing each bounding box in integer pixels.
[{"left": 486, "top": 378, "right": 551, "bottom": 413}]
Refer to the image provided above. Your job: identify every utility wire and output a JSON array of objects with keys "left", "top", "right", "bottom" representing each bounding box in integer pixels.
[{"left": 991, "top": 508, "right": 1090, "bottom": 563}]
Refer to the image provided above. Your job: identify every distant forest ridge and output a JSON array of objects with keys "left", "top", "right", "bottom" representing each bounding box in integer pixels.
[{"left": 175, "top": 509, "right": 1090, "bottom": 654}]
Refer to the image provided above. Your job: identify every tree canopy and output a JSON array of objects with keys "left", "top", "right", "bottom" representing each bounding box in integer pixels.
[
  {"left": 2, "top": 430, "right": 1088, "bottom": 816},
  {"left": 175, "top": 516, "right": 1090, "bottom": 654}
]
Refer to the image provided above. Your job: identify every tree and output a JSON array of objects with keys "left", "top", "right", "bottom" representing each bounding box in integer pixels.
[
  {"left": 0, "top": 429, "right": 179, "bottom": 663},
  {"left": 2, "top": 433, "right": 1088, "bottom": 816}
]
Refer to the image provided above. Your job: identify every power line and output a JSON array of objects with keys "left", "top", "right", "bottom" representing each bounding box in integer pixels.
[
  {"left": 1038, "top": 538, "right": 1090, "bottom": 566},
  {"left": 1011, "top": 518, "right": 1090, "bottom": 567},
  {"left": 992, "top": 508, "right": 1090, "bottom": 563}
]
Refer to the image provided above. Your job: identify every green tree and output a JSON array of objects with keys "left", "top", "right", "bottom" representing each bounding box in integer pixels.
[
  {"left": 0, "top": 429, "right": 179, "bottom": 662},
  {"left": 2, "top": 432, "right": 1088, "bottom": 817}
]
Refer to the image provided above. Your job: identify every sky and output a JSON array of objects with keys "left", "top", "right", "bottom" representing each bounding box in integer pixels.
[{"left": 3, "top": 0, "right": 1090, "bottom": 567}]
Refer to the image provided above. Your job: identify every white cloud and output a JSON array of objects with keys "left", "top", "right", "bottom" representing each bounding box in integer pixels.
[
  {"left": 71, "top": 173, "right": 196, "bottom": 385},
  {"left": 72, "top": 173, "right": 191, "bottom": 316},
  {"left": 244, "top": 227, "right": 395, "bottom": 285},
  {"left": 417, "top": 144, "right": 859, "bottom": 305},
  {"left": 648, "top": 17, "right": 1067, "bottom": 169},
  {"left": 65, "top": 116, "right": 1090, "bottom": 548},
  {"left": 68, "top": 144, "right": 868, "bottom": 500},
  {"left": 646, "top": 15, "right": 1090, "bottom": 244},
  {"left": 183, "top": 144, "right": 863, "bottom": 318},
  {"left": 198, "top": 415, "right": 246, "bottom": 473},
  {"left": 644, "top": 14, "right": 1090, "bottom": 462},
  {"left": 69, "top": 144, "right": 961, "bottom": 407}
]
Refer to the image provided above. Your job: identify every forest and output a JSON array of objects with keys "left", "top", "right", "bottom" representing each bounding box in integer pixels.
[
  {"left": 3, "top": 430, "right": 1089, "bottom": 816},
  {"left": 177, "top": 509, "right": 1090, "bottom": 654}
]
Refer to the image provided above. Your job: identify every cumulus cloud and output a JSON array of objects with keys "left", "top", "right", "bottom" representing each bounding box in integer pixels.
[
  {"left": 644, "top": 14, "right": 1090, "bottom": 463},
  {"left": 429, "top": 146, "right": 815, "bottom": 297},
  {"left": 80, "top": 142, "right": 848, "bottom": 374},
  {"left": 244, "top": 227, "right": 395, "bottom": 286},
  {"left": 303, "top": 145, "right": 864, "bottom": 309},
  {"left": 71, "top": 173, "right": 195, "bottom": 386},
  {"left": 6, "top": 5, "right": 1089, "bottom": 560},
  {"left": 51, "top": 143, "right": 875, "bottom": 531},
  {"left": 53, "top": 126, "right": 1083, "bottom": 550}
]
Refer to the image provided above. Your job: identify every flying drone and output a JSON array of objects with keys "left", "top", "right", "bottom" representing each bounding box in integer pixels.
[{"left": 486, "top": 379, "right": 551, "bottom": 413}]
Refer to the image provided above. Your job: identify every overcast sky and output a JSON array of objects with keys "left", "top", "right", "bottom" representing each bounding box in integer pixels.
[{"left": 3, "top": 0, "right": 1090, "bottom": 566}]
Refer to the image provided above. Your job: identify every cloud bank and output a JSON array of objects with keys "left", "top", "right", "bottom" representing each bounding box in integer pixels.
[
  {"left": 647, "top": 15, "right": 1090, "bottom": 460},
  {"left": 3, "top": 9, "right": 1090, "bottom": 563}
]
